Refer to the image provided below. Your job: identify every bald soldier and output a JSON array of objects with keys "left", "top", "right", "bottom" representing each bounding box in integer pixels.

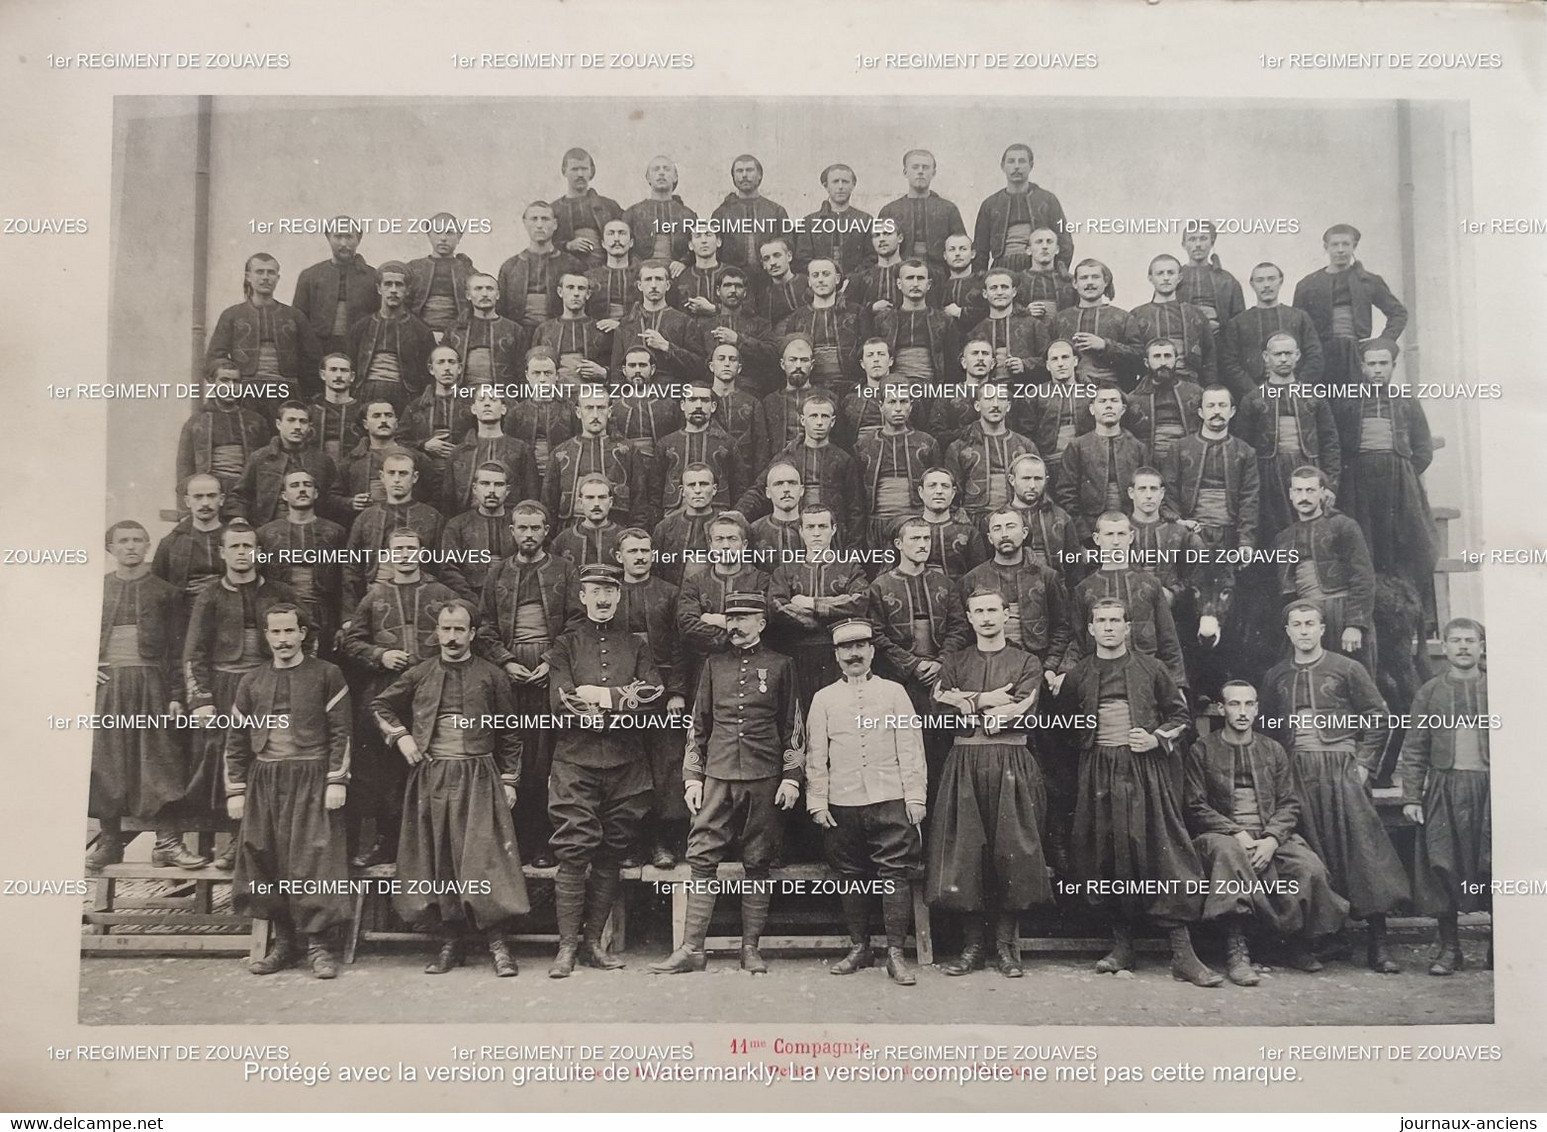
[{"left": 624, "top": 154, "right": 699, "bottom": 265}]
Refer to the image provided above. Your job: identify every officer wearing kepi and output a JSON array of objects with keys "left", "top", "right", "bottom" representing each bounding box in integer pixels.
[{"left": 650, "top": 592, "right": 804, "bottom": 975}]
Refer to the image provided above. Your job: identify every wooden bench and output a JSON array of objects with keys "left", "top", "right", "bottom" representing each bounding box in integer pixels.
[
  {"left": 83, "top": 863, "right": 258, "bottom": 957},
  {"left": 644, "top": 863, "right": 934, "bottom": 965},
  {"left": 343, "top": 863, "right": 633, "bottom": 963}
]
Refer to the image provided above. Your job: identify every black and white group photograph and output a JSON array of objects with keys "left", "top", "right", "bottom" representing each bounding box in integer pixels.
[{"left": 75, "top": 92, "right": 1494, "bottom": 1029}]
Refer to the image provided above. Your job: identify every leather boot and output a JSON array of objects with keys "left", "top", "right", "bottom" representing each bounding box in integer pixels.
[
  {"left": 578, "top": 868, "right": 626, "bottom": 970},
  {"left": 829, "top": 891, "right": 873, "bottom": 975},
  {"left": 1224, "top": 920, "right": 1260, "bottom": 986},
  {"left": 85, "top": 831, "right": 127, "bottom": 872},
  {"left": 1282, "top": 938, "right": 1324, "bottom": 972},
  {"left": 549, "top": 867, "right": 587, "bottom": 978},
  {"left": 1169, "top": 926, "right": 1225, "bottom": 987},
  {"left": 885, "top": 947, "right": 917, "bottom": 986},
  {"left": 939, "top": 916, "right": 986, "bottom": 976},
  {"left": 152, "top": 835, "right": 211, "bottom": 870},
  {"left": 1428, "top": 912, "right": 1463, "bottom": 976},
  {"left": 649, "top": 888, "right": 716, "bottom": 973},
  {"left": 1096, "top": 921, "right": 1137, "bottom": 973},
  {"left": 250, "top": 920, "right": 298, "bottom": 975},
  {"left": 1366, "top": 914, "right": 1400, "bottom": 974},
  {"left": 424, "top": 931, "right": 465, "bottom": 974},
  {"left": 350, "top": 834, "right": 394, "bottom": 869},
  {"left": 306, "top": 934, "right": 339, "bottom": 980},
  {"left": 994, "top": 910, "right": 1024, "bottom": 978},
  {"left": 740, "top": 883, "right": 772, "bottom": 974},
  {"left": 488, "top": 931, "right": 519, "bottom": 978}
]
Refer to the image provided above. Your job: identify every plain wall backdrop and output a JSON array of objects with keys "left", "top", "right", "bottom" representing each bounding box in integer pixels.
[{"left": 107, "top": 93, "right": 1478, "bottom": 613}]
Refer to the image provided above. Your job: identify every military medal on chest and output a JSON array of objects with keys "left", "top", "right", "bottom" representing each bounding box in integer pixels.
[{"left": 757, "top": 667, "right": 769, "bottom": 693}]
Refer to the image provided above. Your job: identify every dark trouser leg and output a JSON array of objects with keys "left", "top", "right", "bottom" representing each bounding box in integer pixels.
[
  {"left": 1366, "top": 912, "right": 1400, "bottom": 974},
  {"left": 740, "top": 879, "right": 772, "bottom": 974},
  {"left": 1096, "top": 917, "right": 1136, "bottom": 973},
  {"left": 993, "top": 906, "right": 1024, "bottom": 977},
  {"left": 939, "top": 913, "right": 986, "bottom": 976},
  {"left": 1430, "top": 909, "right": 1462, "bottom": 976},
  {"left": 579, "top": 866, "right": 626, "bottom": 970}
]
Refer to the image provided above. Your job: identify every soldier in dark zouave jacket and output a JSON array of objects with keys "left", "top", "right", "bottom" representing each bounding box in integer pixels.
[
  {"left": 759, "top": 334, "right": 820, "bottom": 453},
  {"left": 544, "top": 564, "right": 664, "bottom": 978},
  {"left": 176, "top": 372, "right": 271, "bottom": 501},
  {"left": 848, "top": 226, "right": 905, "bottom": 338},
  {"left": 1398, "top": 617, "right": 1492, "bottom": 976},
  {"left": 1292, "top": 223, "right": 1407, "bottom": 393},
  {"left": 87, "top": 521, "right": 199, "bottom": 872},
  {"left": 675, "top": 513, "right": 771, "bottom": 705},
  {"left": 310, "top": 352, "right": 363, "bottom": 465},
  {"left": 1219, "top": 263, "right": 1324, "bottom": 399},
  {"left": 805, "top": 619, "right": 928, "bottom": 986},
  {"left": 1235, "top": 333, "right": 1342, "bottom": 545},
  {"left": 708, "top": 342, "right": 772, "bottom": 476},
  {"left": 183, "top": 522, "right": 298, "bottom": 865},
  {"left": 585, "top": 220, "right": 641, "bottom": 324},
  {"left": 610, "top": 346, "right": 683, "bottom": 508},
  {"left": 873, "top": 262, "right": 951, "bottom": 411},
  {"left": 496, "top": 201, "right": 581, "bottom": 333},
  {"left": 1067, "top": 597, "right": 1222, "bottom": 987},
  {"left": 440, "top": 385, "right": 540, "bottom": 518},
  {"left": 400, "top": 345, "right": 475, "bottom": 489},
  {"left": 928, "top": 588, "right": 1053, "bottom": 979},
  {"left": 372, "top": 599, "right": 529, "bottom": 977},
  {"left": 1161, "top": 385, "right": 1260, "bottom": 562},
  {"left": 340, "top": 528, "right": 458, "bottom": 868},
  {"left": 405, "top": 214, "right": 477, "bottom": 336},
  {"left": 475, "top": 501, "right": 583, "bottom": 867},
  {"left": 776, "top": 258, "right": 861, "bottom": 403},
  {"left": 1131, "top": 255, "right": 1218, "bottom": 388},
  {"left": 1051, "top": 259, "right": 1143, "bottom": 390},
  {"left": 878, "top": 149, "right": 967, "bottom": 285},
  {"left": 767, "top": 505, "right": 869, "bottom": 713},
  {"left": 506, "top": 348, "right": 577, "bottom": 481},
  {"left": 698, "top": 268, "right": 779, "bottom": 395},
  {"left": 747, "top": 461, "right": 803, "bottom": 563},
  {"left": 153, "top": 475, "right": 227, "bottom": 635},
  {"left": 1262, "top": 601, "right": 1410, "bottom": 973},
  {"left": 231, "top": 401, "right": 344, "bottom": 527},
  {"left": 851, "top": 385, "right": 939, "bottom": 550},
  {"left": 649, "top": 592, "right": 804, "bottom": 975},
  {"left": 1015, "top": 228, "right": 1078, "bottom": 322},
  {"left": 675, "top": 228, "right": 728, "bottom": 318},
  {"left": 340, "top": 401, "right": 430, "bottom": 525},
  {"left": 842, "top": 338, "right": 898, "bottom": 444},
  {"left": 1072, "top": 512, "right": 1187, "bottom": 689},
  {"left": 437, "top": 461, "right": 514, "bottom": 604},
  {"left": 867, "top": 516, "right": 971, "bottom": 780},
  {"left": 735, "top": 393, "right": 865, "bottom": 548},
  {"left": 291, "top": 220, "right": 376, "bottom": 354},
  {"left": 652, "top": 463, "right": 722, "bottom": 588},
  {"left": 1184, "top": 679, "right": 1347, "bottom": 985},
  {"left": 342, "top": 452, "right": 445, "bottom": 608},
  {"left": 917, "top": 466, "right": 980, "bottom": 580},
  {"left": 710, "top": 154, "right": 790, "bottom": 280},
  {"left": 624, "top": 154, "right": 697, "bottom": 266},
  {"left": 1272, "top": 466, "right": 1379, "bottom": 677},
  {"left": 553, "top": 147, "right": 624, "bottom": 269},
  {"left": 1335, "top": 338, "right": 1438, "bottom": 629},
  {"left": 973, "top": 143, "right": 1073, "bottom": 275},
  {"left": 348, "top": 261, "right": 437, "bottom": 413},
  {"left": 225, "top": 604, "right": 353, "bottom": 979},
  {"left": 443, "top": 272, "right": 527, "bottom": 388},
  {"left": 945, "top": 377, "right": 1039, "bottom": 525},
  {"left": 542, "top": 387, "right": 651, "bottom": 531},
  {"left": 968, "top": 269, "right": 1050, "bottom": 386},
  {"left": 205, "top": 252, "right": 321, "bottom": 404},
  {"left": 939, "top": 234, "right": 988, "bottom": 355},
  {"left": 610, "top": 260, "right": 706, "bottom": 383},
  {"left": 256, "top": 470, "right": 347, "bottom": 656},
  {"left": 753, "top": 238, "right": 810, "bottom": 335},
  {"left": 534, "top": 272, "right": 614, "bottom": 386},
  {"left": 1024, "top": 340, "right": 1093, "bottom": 489},
  {"left": 1003, "top": 454, "right": 1083, "bottom": 589},
  {"left": 1177, "top": 222, "right": 1245, "bottom": 341},
  {"left": 795, "top": 162, "right": 875, "bottom": 277},
  {"left": 614, "top": 530, "right": 690, "bottom": 868},
  {"left": 1127, "top": 339, "right": 1204, "bottom": 468},
  {"left": 550, "top": 475, "right": 624, "bottom": 569},
  {"left": 658, "top": 383, "right": 742, "bottom": 513},
  {"left": 1058, "top": 384, "right": 1148, "bottom": 540}
]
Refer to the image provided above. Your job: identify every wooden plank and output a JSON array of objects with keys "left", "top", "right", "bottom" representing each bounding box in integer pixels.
[
  {"left": 250, "top": 917, "right": 272, "bottom": 962},
  {"left": 1435, "top": 558, "right": 1479, "bottom": 573},
  {"left": 1432, "top": 506, "right": 1460, "bottom": 521},
  {"left": 98, "top": 863, "right": 235, "bottom": 881},
  {"left": 703, "top": 934, "right": 931, "bottom": 956},
  {"left": 80, "top": 935, "right": 249, "bottom": 955},
  {"left": 83, "top": 912, "right": 249, "bottom": 928}
]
